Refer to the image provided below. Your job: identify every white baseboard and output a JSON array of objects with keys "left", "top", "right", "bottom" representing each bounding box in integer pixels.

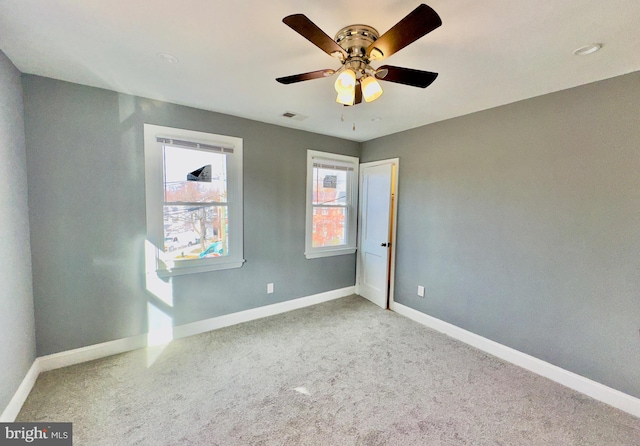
[
  {"left": 2, "top": 286, "right": 355, "bottom": 421},
  {"left": 38, "top": 286, "right": 354, "bottom": 373},
  {"left": 391, "top": 301, "right": 640, "bottom": 419},
  {"left": 38, "top": 334, "right": 149, "bottom": 373},
  {"left": 0, "top": 361, "right": 40, "bottom": 422},
  {"left": 174, "top": 286, "right": 354, "bottom": 339}
]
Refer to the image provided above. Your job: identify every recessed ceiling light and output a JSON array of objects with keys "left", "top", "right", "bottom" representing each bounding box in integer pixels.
[
  {"left": 573, "top": 43, "right": 603, "bottom": 56},
  {"left": 157, "top": 52, "right": 179, "bottom": 64}
]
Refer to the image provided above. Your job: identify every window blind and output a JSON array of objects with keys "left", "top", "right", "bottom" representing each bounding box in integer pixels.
[
  {"left": 157, "top": 136, "right": 234, "bottom": 154},
  {"left": 312, "top": 158, "right": 355, "bottom": 171}
]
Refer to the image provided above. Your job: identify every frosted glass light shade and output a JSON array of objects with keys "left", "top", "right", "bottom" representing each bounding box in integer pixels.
[
  {"left": 369, "top": 48, "right": 384, "bottom": 60},
  {"left": 334, "top": 69, "right": 356, "bottom": 93},
  {"left": 361, "top": 76, "right": 383, "bottom": 102},
  {"left": 336, "top": 88, "right": 355, "bottom": 106}
]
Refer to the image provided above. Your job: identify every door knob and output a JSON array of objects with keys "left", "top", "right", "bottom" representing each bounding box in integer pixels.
[{"left": 380, "top": 242, "right": 390, "bottom": 247}]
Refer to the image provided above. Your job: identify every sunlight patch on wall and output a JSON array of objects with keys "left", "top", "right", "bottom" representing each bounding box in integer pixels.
[
  {"left": 145, "top": 239, "right": 173, "bottom": 307},
  {"left": 145, "top": 239, "right": 175, "bottom": 367},
  {"left": 146, "top": 301, "right": 173, "bottom": 367}
]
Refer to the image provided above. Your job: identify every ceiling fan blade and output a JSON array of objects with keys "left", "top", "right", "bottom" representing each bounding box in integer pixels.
[
  {"left": 283, "top": 14, "right": 348, "bottom": 59},
  {"left": 375, "top": 65, "right": 438, "bottom": 88},
  {"left": 276, "top": 69, "right": 336, "bottom": 84},
  {"left": 366, "top": 4, "right": 442, "bottom": 60}
]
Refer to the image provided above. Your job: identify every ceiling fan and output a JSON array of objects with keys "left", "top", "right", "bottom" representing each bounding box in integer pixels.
[{"left": 276, "top": 4, "right": 442, "bottom": 106}]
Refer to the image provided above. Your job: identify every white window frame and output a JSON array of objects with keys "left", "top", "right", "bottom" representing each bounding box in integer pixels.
[
  {"left": 144, "top": 124, "right": 244, "bottom": 277},
  {"left": 305, "top": 150, "right": 359, "bottom": 259}
]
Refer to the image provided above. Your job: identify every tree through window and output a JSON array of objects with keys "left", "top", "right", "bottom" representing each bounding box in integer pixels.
[
  {"left": 163, "top": 145, "right": 228, "bottom": 260},
  {"left": 144, "top": 125, "right": 244, "bottom": 276}
]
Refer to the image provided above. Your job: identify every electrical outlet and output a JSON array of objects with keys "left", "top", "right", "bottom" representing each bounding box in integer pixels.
[
  {"left": 267, "top": 283, "right": 274, "bottom": 294},
  {"left": 417, "top": 285, "right": 425, "bottom": 297}
]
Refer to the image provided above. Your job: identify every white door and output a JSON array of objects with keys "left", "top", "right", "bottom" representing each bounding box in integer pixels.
[{"left": 357, "top": 161, "right": 395, "bottom": 309}]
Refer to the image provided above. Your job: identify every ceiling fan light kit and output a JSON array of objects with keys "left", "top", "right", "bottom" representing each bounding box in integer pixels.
[
  {"left": 276, "top": 3, "right": 442, "bottom": 106},
  {"left": 360, "top": 76, "right": 383, "bottom": 102},
  {"left": 334, "top": 69, "right": 357, "bottom": 93},
  {"left": 336, "top": 89, "right": 356, "bottom": 106}
]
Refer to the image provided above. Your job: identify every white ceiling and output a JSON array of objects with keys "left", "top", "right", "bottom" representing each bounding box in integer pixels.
[{"left": 1, "top": 0, "right": 639, "bottom": 142}]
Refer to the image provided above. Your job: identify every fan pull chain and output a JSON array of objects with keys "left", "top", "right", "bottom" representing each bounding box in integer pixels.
[{"left": 340, "top": 112, "right": 355, "bottom": 131}]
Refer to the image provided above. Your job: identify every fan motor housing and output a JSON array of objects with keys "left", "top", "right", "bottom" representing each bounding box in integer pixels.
[{"left": 335, "top": 25, "right": 379, "bottom": 59}]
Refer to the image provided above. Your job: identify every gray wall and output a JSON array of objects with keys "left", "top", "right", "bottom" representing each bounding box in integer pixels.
[
  {"left": 0, "top": 52, "right": 36, "bottom": 412},
  {"left": 23, "top": 75, "right": 359, "bottom": 356},
  {"left": 361, "top": 71, "right": 640, "bottom": 399},
  {"left": 17, "top": 69, "right": 640, "bottom": 402}
]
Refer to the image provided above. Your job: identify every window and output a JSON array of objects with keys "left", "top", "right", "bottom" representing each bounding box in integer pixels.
[
  {"left": 144, "top": 124, "right": 244, "bottom": 276},
  {"left": 305, "top": 150, "right": 359, "bottom": 259}
]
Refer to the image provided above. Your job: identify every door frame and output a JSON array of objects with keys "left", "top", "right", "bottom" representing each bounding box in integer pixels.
[{"left": 355, "top": 158, "right": 400, "bottom": 309}]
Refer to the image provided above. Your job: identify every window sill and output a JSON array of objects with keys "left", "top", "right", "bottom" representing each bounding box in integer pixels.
[
  {"left": 304, "top": 248, "right": 356, "bottom": 259},
  {"left": 156, "top": 258, "right": 245, "bottom": 277}
]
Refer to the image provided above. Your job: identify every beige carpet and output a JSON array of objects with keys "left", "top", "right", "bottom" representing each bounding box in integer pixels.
[{"left": 18, "top": 295, "right": 640, "bottom": 445}]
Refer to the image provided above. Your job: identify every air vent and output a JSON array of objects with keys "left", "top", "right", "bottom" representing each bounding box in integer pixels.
[{"left": 281, "top": 111, "right": 308, "bottom": 121}]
